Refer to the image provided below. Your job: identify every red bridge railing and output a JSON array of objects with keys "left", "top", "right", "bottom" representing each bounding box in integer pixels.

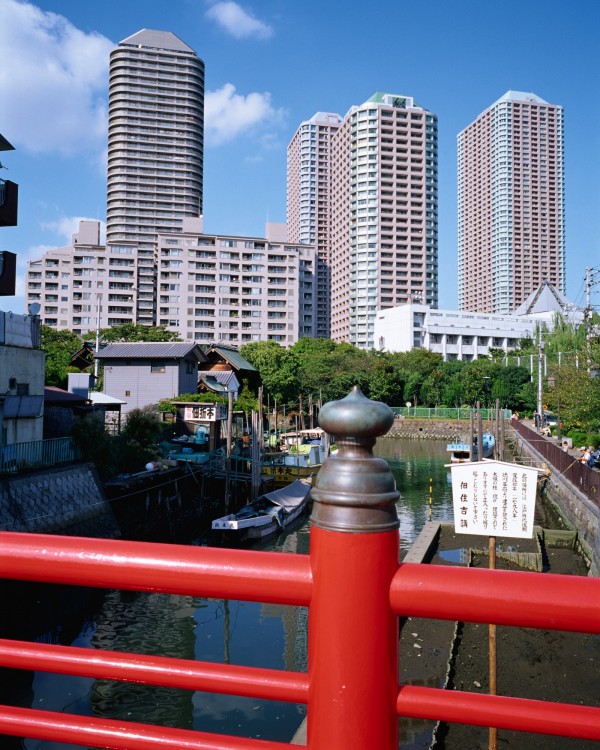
[{"left": 0, "top": 387, "right": 599, "bottom": 749}]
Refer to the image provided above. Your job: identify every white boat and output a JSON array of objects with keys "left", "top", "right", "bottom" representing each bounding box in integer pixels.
[
  {"left": 447, "top": 432, "right": 495, "bottom": 463},
  {"left": 211, "top": 479, "right": 312, "bottom": 542}
]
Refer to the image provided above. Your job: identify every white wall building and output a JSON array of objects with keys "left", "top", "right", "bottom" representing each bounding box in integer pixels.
[{"left": 374, "top": 282, "right": 583, "bottom": 360}]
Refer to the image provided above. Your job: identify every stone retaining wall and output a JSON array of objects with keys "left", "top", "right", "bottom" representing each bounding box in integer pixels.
[
  {"left": 385, "top": 418, "right": 472, "bottom": 441},
  {"left": 0, "top": 463, "right": 119, "bottom": 538}
]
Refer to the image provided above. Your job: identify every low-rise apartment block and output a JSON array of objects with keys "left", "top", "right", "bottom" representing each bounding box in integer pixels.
[{"left": 26, "top": 219, "right": 316, "bottom": 347}]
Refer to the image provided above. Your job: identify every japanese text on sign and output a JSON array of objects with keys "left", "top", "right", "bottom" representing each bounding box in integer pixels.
[
  {"left": 450, "top": 460, "right": 537, "bottom": 539},
  {"left": 184, "top": 404, "right": 227, "bottom": 422}
]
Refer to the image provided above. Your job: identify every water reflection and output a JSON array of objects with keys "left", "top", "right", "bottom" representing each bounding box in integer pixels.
[{"left": 375, "top": 438, "right": 454, "bottom": 553}]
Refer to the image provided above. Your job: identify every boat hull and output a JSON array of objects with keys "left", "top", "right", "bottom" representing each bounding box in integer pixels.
[{"left": 211, "top": 479, "right": 312, "bottom": 544}]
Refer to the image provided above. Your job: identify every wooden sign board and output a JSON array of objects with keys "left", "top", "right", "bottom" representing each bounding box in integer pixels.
[
  {"left": 450, "top": 460, "right": 538, "bottom": 539},
  {"left": 184, "top": 404, "right": 227, "bottom": 422}
]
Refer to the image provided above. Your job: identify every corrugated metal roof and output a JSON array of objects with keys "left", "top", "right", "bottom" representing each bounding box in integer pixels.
[
  {"left": 204, "top": 346, "right": 257, "bottom": 371},
  {"left": 95, "top": 342, "right": 206, "bottom": 361},
  {"left": 44, "top": 386, "right": 87, "bottom": 404}
]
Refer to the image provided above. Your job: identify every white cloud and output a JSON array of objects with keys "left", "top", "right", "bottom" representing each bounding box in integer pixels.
[
  {"left": 41, "top": 216, "right": 106, "bottom": 244},
  {"left": 0, "top": 0, "right": 113, "bottom": 155},
  {"left": 205, "top": 83, "right": 286, "bottom": 145},
  {"left": 206, "top": 1, "right": 273, "bottom": 40}
]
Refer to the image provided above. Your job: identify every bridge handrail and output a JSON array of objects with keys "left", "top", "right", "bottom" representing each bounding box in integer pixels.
[{"left": 0, "top": 388, "right": 599, "bottom": 749}]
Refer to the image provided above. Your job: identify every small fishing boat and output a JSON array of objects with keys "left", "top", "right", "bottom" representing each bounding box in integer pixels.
[
  {"left": 211, "top": 479, "right": 313, "bottom": 543},
  {"left": 262, "top": 443, "right": 325, "bottom": 487},
  {"left": 447, "top": 432, "right": 495, "bottom": 463}
]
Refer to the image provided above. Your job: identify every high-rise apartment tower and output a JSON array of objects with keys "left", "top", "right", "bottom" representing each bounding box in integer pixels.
[
  {"left": 287, "top": 113, "right": 343, "bottom": 338},
  {"left": 107, "top": 30, "right": 205, "bottom": 249},
  {"left": 457, "top": 91, "right": 565, "bottom": 314},
  {"left": 330, "top": 93, "right": 438, "bottom": 348}
]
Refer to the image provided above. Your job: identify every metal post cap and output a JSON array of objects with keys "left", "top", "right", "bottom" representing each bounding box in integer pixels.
[{"left": 311, "top": 386, "right": 400, "bottom": 533}]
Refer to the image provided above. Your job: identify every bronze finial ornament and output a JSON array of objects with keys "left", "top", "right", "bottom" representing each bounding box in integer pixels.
[{"left": 310, "top": 386, "right": 400, "bottom": 533}]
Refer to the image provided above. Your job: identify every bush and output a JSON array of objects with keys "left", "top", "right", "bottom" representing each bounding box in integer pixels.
[
  {"left": 70, "top": 414, "right": 117, "bottom": 479},
  {"left": 117, "top": 407, "right": 165, "bottom": 473}
]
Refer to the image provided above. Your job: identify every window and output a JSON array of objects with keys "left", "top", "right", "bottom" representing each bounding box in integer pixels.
[{"left": 150, "top": 362, "right": 166, "bottom": 373}]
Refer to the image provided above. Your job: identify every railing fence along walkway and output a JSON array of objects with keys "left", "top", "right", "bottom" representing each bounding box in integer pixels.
[
  {"left": 0, "top": 436, "right": 80, "bottom": 475},
  {"left": 391, "top": 405, "right": 511, "bottom": 420},
  {"left": 512, "top": 419, "right": 600, "bottom": 505},
  {"left": 0, "top": 388, "right": 599, "bottom": 749}
]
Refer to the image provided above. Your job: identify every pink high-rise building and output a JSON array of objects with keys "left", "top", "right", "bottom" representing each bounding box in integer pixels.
[
  {"left": 457, "top": 91, "right": 565, "bottom": 314},
  {"left": 288, "top": 93, "right": 438, "bottom": 349}
]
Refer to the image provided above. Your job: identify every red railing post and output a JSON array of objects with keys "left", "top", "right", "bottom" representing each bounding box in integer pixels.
[{"left": 307, "top": 387, "right": 400, "bottom": 750}]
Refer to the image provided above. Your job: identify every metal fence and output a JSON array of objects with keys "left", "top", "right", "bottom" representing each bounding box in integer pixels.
[
  {"left": 0, "top": 437, "right": 80, "bottom": 475},
  {"left": 391, "top": 406, "right": 511, "bottom": 420},
  {"left": 511, "top": 420, "right": 600, "bottom": 506}
]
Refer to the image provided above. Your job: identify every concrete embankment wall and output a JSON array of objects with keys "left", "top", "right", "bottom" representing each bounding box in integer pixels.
[
  {"left": 0, "top": 463, "right": 119, "bottom": 538},
  {"left": 511, "top": 429, "right": 600, "bottom": 577},
  {"left": 385, "top": 418, "right": 471, "bottom": 441}
]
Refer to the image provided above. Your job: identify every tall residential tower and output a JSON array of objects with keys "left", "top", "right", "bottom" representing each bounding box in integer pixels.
[
  {"left": 288, "top": 93, "right": 438, "bottom": 348},
  {"left": 107, "top": 30, "right": 205, "bottom": 249},
  {"left": 457, "top": 91, "right": 565, "bottom": 314},
  {"left": 287, "top": 113, "right": 343, "bottom": 338},
  {"left": 331, "top": 93, "right": 438, "bottom": 348}
]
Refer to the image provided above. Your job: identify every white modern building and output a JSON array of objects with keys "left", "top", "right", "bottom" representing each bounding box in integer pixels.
[
  {"left": 374, "top": 281, "right": 583, "bottom": 360},
  {"left": 287, "top": 112, "right": 343, "bottom": 338}
]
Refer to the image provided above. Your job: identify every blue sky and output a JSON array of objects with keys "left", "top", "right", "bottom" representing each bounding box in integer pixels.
[{"left": 1, "top": 0, "right": 599, "bottom": 315}]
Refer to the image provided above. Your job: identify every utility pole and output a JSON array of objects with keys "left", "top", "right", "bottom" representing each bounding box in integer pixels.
[
  {"left": 537, "top": 328, "right": 544, "bottom": 431},
  {"left": 94, "top": 293, "right": 103, "bottom": 384},
  {"left": 584, "top": 267, "right": 599, "bottom": 375}
]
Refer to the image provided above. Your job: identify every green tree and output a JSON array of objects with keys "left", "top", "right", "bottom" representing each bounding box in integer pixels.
[
  {"left": 117, "top": 406, "right": 165, "bottom": 473},
  {"left": 235, "top": 379, "right": 258, "bottom": 416},
  {"left": 84, "top": 323, "right": 182, "bottom": 343},
  {"left": 70, "top": 413, "right": 117, "bottom": 479},
  {"left": 40, "top": 325, "right": 84, "bottom": 388},
  {"left": 240, "top": 340, "right": 298, "bottom": 402}
]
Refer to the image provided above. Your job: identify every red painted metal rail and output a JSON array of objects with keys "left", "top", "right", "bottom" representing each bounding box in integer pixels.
[
  {"left": 1, "top": 530, "right": 599, "bottom": 747},
  {"left": 0, "top": 389, "right": 599, "bottom": 749}
]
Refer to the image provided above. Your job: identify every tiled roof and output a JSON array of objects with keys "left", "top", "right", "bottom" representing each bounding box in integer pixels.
[
  {"left": 203, "top": 345, "right": 257, "bottom": 372},
  {"left": 199, "top": 374, "right": 228, "bottom": 393},
  {"left": 95, "top": 342, "right": 206, "bottom": 361}
]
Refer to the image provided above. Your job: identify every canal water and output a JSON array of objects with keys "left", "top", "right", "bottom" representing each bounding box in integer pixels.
[{"left": 3, "top": 439, "right": 454, "bottom": 749}]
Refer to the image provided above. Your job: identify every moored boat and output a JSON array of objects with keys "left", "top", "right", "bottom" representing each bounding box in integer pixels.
[
  {"left": 447, "top": 432, "right": 495, "bottom": 463},
  {"left": 211, "top": 479, "right": 312, "bottom": 543},
  {"left": 262, "top": 443, "right": 324, "bottom": 487}
]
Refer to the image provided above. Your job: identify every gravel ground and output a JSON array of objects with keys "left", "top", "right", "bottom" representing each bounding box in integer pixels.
[{"left": 399, "top": 527, "right": 599, "bottom": 750}]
